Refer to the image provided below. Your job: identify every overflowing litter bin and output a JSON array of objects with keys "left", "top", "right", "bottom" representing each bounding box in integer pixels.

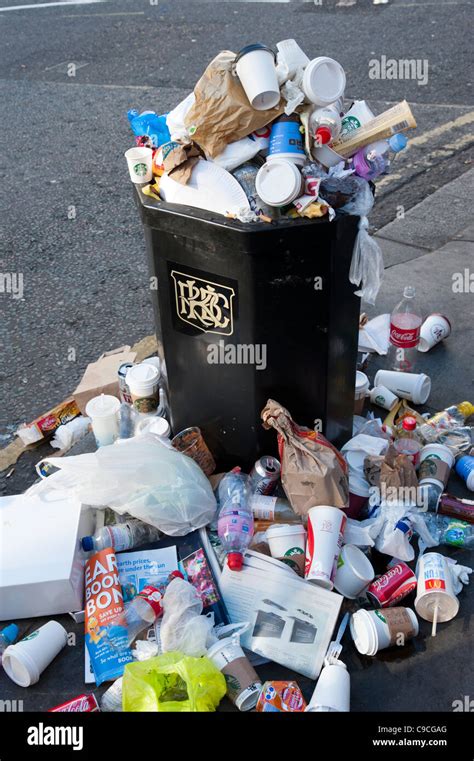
[{"left": 135, "top": 188, "right": 361, "bottom": 467}]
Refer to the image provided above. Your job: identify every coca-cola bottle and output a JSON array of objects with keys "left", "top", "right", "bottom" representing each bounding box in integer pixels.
[{"left": 387, "top": 286, "right": 423, "bottom": 372}]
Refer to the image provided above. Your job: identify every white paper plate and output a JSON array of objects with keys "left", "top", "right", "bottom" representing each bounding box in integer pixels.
[{"left": 160, "top": 160, "right": 250, "bottom": 217}]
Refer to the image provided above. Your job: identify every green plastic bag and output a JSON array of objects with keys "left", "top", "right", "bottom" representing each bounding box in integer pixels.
[{"left": 122, "top": 651, "right": 226, "bottom": 712}]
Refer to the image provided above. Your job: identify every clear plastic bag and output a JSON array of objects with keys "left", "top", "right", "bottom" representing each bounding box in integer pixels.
[
  {"left": 159, "top": 577, "right": 216, "bottom": 657},
  {"left": 349, "top": 216, "right": 384, "bottom": 305}
]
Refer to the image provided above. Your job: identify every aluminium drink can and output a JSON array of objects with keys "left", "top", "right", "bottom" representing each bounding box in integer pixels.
[{"left": 249, "top": 456, "right": 281, "bottom": 496}]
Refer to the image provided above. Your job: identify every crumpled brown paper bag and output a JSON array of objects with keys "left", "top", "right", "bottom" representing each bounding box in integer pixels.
[
  {"left": 184, "top": 50, "right": 285, "bottom": 158},
  {"left": 161, "top": 140, "right": 206, "bottom": 185},
  {"left": 261, "top": 399, "right": 349, "bottom": 516},
  {"left": 364, "top": 445, "right": 418, "bottom": 490}
]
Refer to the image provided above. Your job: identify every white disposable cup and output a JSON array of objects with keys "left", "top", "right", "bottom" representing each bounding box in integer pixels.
[
  {"left": 312, "top": 143, "right": 346, "bottom": 168},
  {"left": 354, "top": 371, "right": 370, "bottom": 415},
  {"left": 369, "top": 385, "right": 399, "bottom": 411},
  {"left": 235, "top": 46, "right": 280, "bottom": 111},
  {"left": 302, "top": 57, "right": 346, "bottom": 107},
  {"left": 418, "top": 314, "right": 451, "bottom": 353},
  {"left": 206, "top": 637, "right": 262, "bottom": 711},
  {"left": 419, "top": 443, "right": 455, "bottom": 490},
  {"left": 374, "top": 369, "right": 431, "bottom": 405},
  {"left": 2, "top": 621, "right": 68, "bottom": 687},
  {"left": 136, "top": 415, "right": 171, "bottom": 438},
  {"left": 85, "top": 393, "right": 121, "bottom": 447},
  {"left": 305, "top": 661, "right": 350, "bottom": 712},
  {"left": 266, "top": 524, "right": 306, "bottom": 575},
  {"left": 334, "top": 544, "right": 374, "bottom": 599},
  {"left": 305, "top": 506, "right": 346, "bottom": 590},
  {"left": 255, "top": 159, "right": 303, "bottom": 207},
  {"left": 350, "top": 607, "right": 418, "bottom": 656},
  {"left": 267, "top": 152, "right": 306, "bottom": 167},
  {"left": 126, "top": 363, "right": 160, "bottom": 413},
  {"left": 415, "top": 552, "right": 459, "bottom": 623},
  {"left": 124, "top": 147, "right": 153, "bottom": 184},
  {"left": 341, "top": 100, "right": 375, "bottom": 133}
]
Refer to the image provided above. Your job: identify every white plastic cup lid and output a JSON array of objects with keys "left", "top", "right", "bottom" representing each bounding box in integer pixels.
[
  {"left": 303, "top": 57, "right": 346, "bottom": 106},
  {"left": 127, "top": 363, "right": 160, "bottom": 388},
  {"left": 255, "top": 159, "right": 302, "bottom": 207},
  {"left": 85, "top": 394, "right": 121, "bottom": 419}
]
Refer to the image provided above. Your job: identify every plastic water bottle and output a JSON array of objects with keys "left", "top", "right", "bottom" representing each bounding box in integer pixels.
[
  {"left": 309, "top": 104, "right": 342, "bottom": 146},
  {"left": 123, "top": 572, "right": 183, "bottom": 646},
  {"left": 353, "top": 133, "right": 407, "bottom": 181},
  {"left": 217, "top": 480, "right": 254, "bottom": 570},
  {"left": 217, "top": 468, "right": 251, "bottom": 506},
  {"left": 81, "top": 519, "right": 162, "bottom": 553},
  {"left": 424, "top": 514, "right": 473, "bottom": 548},
  {"left": 387, "top": 286, "right": 423, "bottom": 372},
  {"left": 394, "top": 416, "right": 422, "bottom": 468},
  {"left": 0, "top": 624, "right": 19, "bottom": 657}
]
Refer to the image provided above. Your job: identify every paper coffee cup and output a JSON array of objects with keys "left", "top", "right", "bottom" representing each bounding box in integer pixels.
[
  {"left": 340, "top": 100, "right": 375, "bottom": 136},
  {"left": 256, "top": 159, "right": 303, "bottom": 207},
  {"left": 2, "top": 621, "right": 68, "bottom": 687},
  {"left": 305, "top": 506, "right": 346, "bottom": 589},
  {"left": 334, "top": 544, "right": 374, "bottom": 599},
  {"left": 350, "top": 608, "right": 418, "bottom": 656},
  {"left": 266, "top": 524, "right": 306, "bottom": 576},
  {"left": 354, "top": 371, "right": 369, "bottom": 416},
  {"left": 418, "top": 444, "right": 455, "bottom": 489},
  {"left": 306, "top": 661, "right": 350, "bottom": 712},
  {"left": 124, "top": 147, "right": 153, "bottom": 184},
  {"left": 374, "top": 369, "right": 431, "bottom": 405},
  {"left": 302, "top": 56, "right": 346, "bottom": 107},
  {"left": 415, "top": 552, "right": 459, "bottom": 623},
  {"left": 418, "top": 314, "right": 451, "bottom": 353},
  {"left": 85, "top": 393, "right": 121, "bottom": 447},
  {"left": 235, "top": 44, "right": 280, "bottom": 111},
  {"left": 369, "top": 385, "right": 399, "bottom": 411},
  {"left": 126, "top": 363, "right": 160, "bottom": 413},
  {"left": 207, "top": 636, "right": 262, "bottom": 711}
]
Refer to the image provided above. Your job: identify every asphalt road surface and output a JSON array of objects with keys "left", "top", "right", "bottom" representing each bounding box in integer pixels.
[{"left": 0, "top": 0, "right": 473, "bottom": 440}]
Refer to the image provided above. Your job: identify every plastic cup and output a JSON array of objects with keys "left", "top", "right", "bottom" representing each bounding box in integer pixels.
[
  {"left": 418, "top": 314, "right": 451, "bottom": 353},
  {"left": 302, "top": 57, "right": 346, "bottom": 107},
  {"left": 415, "top": 552, "right": 459, "bottom": 623},
  {"left": 255, "top": 159, "right": 303, "bottom": 207},
  {"left": 312, "top": 143, "right": 346, "bottom": 168},
  {"left": 455, "top": 455, "right": 474, "bottom": 491},
  {"left": 354, "top": 371, "right": 369, "bottom": 415},
  {"left": 206, "top": 637, "right": 262, "bottom": 711},
  {"left": 171, "top": 426, "right": 216, "bottom": 476},
  {"left": 124, "top": 147, "right": 153, "bottom": 184},
  {"left": 266, "top": 524, "right": 306, "bottom": 576},
  {"left": 235, "top": 44, "right": 280, "bottom": 111},
  {"left": 305, "top": 661, "right": 350, "bottom": 712},
  {"left": 126, "top": 363, "right": 160, "bottom": 414},
  {"left": 305, "top": 506, "right": 346, "bottom": 590},
  {"left": 268, "top": 116, "right": 306, "bottom": 165},
  {"left": 85, "top": 393, "right": 121, "bottom": 447},
  {"left": 2, "top": 621, "right": 68, "bottom": 687},
  {"left": 350, "top": 607, "right": 418, "bottom": 656},
  {"left": 374, "top": 369, "right": 431, "bottom": 405},
  {"left": 369, "top": 385, "right": 399, "bottom": 411},
  {"left": 334, "top": 544, "right": 374, "bottom": 599}
]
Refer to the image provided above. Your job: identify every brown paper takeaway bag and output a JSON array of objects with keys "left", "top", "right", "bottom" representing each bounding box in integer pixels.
[
  {"left": 261, "top": 399, "right": 349, "bottom": 516},
  {"left": 184, "top": 50, "right": 284, "bottom": 158}
]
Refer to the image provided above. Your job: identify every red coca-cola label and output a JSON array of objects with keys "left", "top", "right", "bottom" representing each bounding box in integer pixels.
[
  {"left": 366, "top": 562, "right": 417, "bottom": 607},
  {"left": 49, "top": 694, "right": 99, "bottom": 712},
  {"left": 390, "top": 324, "right": 420, "bottom": 349},
  {"left": 138, "top": 585, "right": 163, "bottom": 616}
]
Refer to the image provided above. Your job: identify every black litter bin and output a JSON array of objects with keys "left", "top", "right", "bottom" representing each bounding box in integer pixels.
[{"left": 136, "top": 189, "right": 361, "bottom": 470}]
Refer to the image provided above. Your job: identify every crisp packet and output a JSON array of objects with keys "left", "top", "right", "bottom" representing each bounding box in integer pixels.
[{"left": 256, "top": 681, "right": 306, "bottom": 712}]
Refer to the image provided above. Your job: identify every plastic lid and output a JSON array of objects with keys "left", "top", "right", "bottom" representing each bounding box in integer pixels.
[
  {"left": 315, "top": 126, "right": 331, "bottom": 145},
  {"left": 255, "top": 160, "right": 302, "bottom": 207},
  {"left": 148, "top": 417, "right": 171, "bottom": 437},
  {"left": 227, "top": 552, "right": 244, "bottom": 571},
  {"left": 355, "top": 370, "right": 370, "bottom": 392},
  {"left": 85, "top": 394, "right": 121, "bottom": 419},
  {"left": 127, "top": 363, "right": 160, "bottom": 385},
  {"left": 82, "top": 536, "right": 94, "bottom": 552},
  {"left": 235, "top": 43, "right": 277, "bottom": 64},
  {"left": 402, "top": 416, "right": 417, "bottom": 431},
  {"left": 303, "top": 57, "right": 346, "bottom": 106},
  {"left": 2, "top": 624, "right": 19, "bottom": 645},
  {"left": 389, "top": 133, "right": 408, "bottom": 153}
]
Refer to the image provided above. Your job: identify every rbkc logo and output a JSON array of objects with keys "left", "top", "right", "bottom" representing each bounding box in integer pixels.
[{"left": 170, "top": 269, "right": 235, "bottom": 336}]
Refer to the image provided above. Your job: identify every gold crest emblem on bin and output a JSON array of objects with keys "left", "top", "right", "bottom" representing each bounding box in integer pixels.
[{"left": 170, "top": 270, "right": 235, "bottom": 335}]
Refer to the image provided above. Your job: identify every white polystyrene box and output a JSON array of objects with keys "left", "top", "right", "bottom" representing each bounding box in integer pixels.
[{"left": 0, "top": 490, "right": 94, "bottom": 620}]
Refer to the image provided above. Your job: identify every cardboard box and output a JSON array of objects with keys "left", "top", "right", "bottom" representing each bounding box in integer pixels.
[
  {"left": 0, "top": 491, "right": 95, "bottom": 620},
  {"left": 73, "top": 346, "right": 136, "bottom": 415}
]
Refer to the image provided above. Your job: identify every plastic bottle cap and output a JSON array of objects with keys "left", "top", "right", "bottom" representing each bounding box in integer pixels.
[
  {"left": 227, "top": 552, "right": 244, "bottom": 571},
  {"left": 2, "top": 623, "right": 19, "bottom": 645},
  {"left": 170, "top": 571, "right": 185, "bottom": 580},
  {"left": 402, "top": 416, "right": 417, "bottom": 431},
  {"left": 389, "top": 133, "right": 408, "bottom": 153},
  {"left": 403, "top": 285, "right": 416, "bottom": 299},
  {"left": 82, "top": 536, "right": 94, "bottom": 552},
  {"left": 315, "top": 126, "right": 332, "bottom": 145}
]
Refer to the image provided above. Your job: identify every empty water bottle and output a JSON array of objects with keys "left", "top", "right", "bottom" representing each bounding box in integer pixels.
[
  {"left": 0, "top": 624, "right": 19, "bottom": 657},
  {"left": 217, "top": 477, "right": 254, "bottom": 570},
  {"left": 81, "top": 519, "right": 162, "bottom": 553}
]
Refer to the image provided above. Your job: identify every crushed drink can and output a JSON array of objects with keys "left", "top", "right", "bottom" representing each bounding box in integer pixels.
[
  {"left": 249, "top": 456, "right": 281, "bottom": 496},
  {"left": 118, "top": 362, "right": 134, "bottom": 404},
  {"left": 366, "top": 561, "right": 417, "bottom": 608},
  {"left": 49, "top": 694, "right": 100, "bottom": 712},
  {"left": 256, "top": 681, "right": 306, "bottom": 712}
]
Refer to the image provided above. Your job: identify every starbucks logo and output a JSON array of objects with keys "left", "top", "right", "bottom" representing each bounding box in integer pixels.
[
  {"left": 341, "top": 115, "right": 361, "bottom": 136},
  {"left": 133, "top": 162, "right": 148, "bottom": 177}
]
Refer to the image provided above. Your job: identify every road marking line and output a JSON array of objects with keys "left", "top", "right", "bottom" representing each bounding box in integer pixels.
[
  {"left": 406, "top": 111, "right": 474, "bottom": 148},
  {"left": 0, "top": 1, "right": 105, "bottom": 11},
  {"left": 63, "top": 11, "right": 144, "bottom": 16}
]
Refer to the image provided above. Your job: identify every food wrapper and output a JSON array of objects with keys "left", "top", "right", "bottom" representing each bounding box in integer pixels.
[
  {"left": 256, "top": 681, "right": 307, "bottom": 712},
  {"left": 261, "top": 399, "right": 349, "bottom": 515},
  {"left": 184, "top": 50, "right": 285, "bottom": 158},
  {"left": 16, "top": 397, "right": 80, "bottom": 445},
  {"left": 160, "top": 140, "right": 206, "bottom": 185}
]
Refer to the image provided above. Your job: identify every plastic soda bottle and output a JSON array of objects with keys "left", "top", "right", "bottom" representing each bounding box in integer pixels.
[{"left": 387, "top": 286, "right": 423, "bottom": 372}]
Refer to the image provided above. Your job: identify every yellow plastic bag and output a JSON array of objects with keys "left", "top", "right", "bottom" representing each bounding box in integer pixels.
[{"left": 122, "top": 652, "right": 226, "bottom": 712}]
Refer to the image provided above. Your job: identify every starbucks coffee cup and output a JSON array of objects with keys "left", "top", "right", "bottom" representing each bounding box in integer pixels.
[
  {"left": 124, "top": 147, "right": 153, "bottom": 184},
  {"left": 255, "top": 159, "right": 303, "bottom": 207},
  {"left": 235, "top": 44, "right": 280, "bottom": 111},
  {"left": 206, "top": 636, "right": 262, "bottom": 711},
  {"left": 334, "top": 544, "right": 374, "bottom": 599},
  {"left": 305, "top": 660, "right": 350, "bottom": 712},
  {"left": 340, "top": 100, "right": 375, "bottom": 137},
  {"left": 350, "top": 607, "right": 418, "bottom": 656},
  {"left": 86, "top": 393, "right": 121, "bottom": 447},
  {"left": 305, "top": 506, "right": 346, "bottom": 589},
  {"left": 418, "top": 444, "right": 455, "bottom": 490},
  {"left": 415, "top": 552, "right": 459, "bottom": 623},
  {"left": 418, "top": 314, "right": 451, "bottom": 353},
  {"left": 369, "top": 385, "right": 399, "bottom": 411},
  {"left": 266, "top": 524, "right": 306, "bottom": 576},
  {"left": 126, "top": 363, "right": 160, "bottom": 413},
  {"left": 374, "top": 369, "right": 431, "bottom": 405},
  {"left": 302, "top": 57, "right": 346, "bottom": 107},
  {"left": 2, "top": 621, "right": 68, "bottom": 687},
  {"left": 354, "top": 371, "right": 370, "bottom": 415}
]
